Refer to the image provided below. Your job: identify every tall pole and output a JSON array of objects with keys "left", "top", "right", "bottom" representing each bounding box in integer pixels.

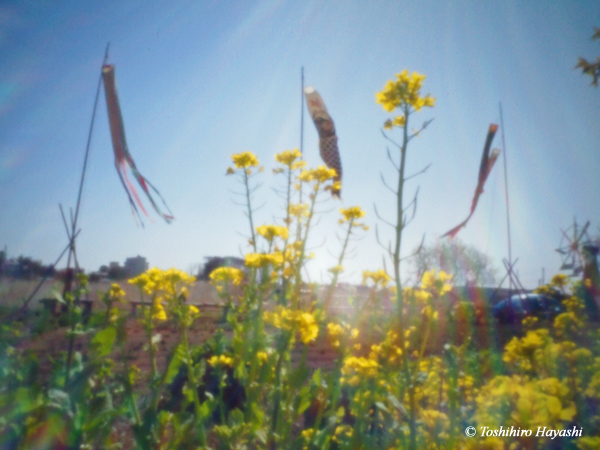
[
  {"left": 300, "top": 67, "right": 304, "bottom": 158},
  {"left": 297, "top": 67, "right": 305, "bottom": 242},
  {"left": 499, "top": 103, "right": 513, "bottom": 292},
  {"left": 63, "top": 43, "right": 110, "bottom": 295}
]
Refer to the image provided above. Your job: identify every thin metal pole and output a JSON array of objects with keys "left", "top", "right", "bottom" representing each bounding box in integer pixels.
[
  {"left": 63, "top": 43, "right": 110, "bottom": 294},
  {"left": 499, "top": 103, "right": 513, "bottom": 292},
  {"left": 297, "top": 67, "right": 305, "bottom": 242},
  {"left": 300, "top": 66, "right": 304, "bottom": 157}
]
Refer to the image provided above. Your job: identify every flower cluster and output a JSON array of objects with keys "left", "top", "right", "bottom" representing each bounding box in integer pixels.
[
  {"left": 474, "top": 375, "right": 576, "bottom": 431},
  {"left": 338, "top": 206, "right": 368, "bottom": 230},
  {"left": 376, "top": 70, "right": 435, "bottom": 119},
  {"left": 341, "top": 356, "right": 379, "bottom": 386},
  {"left": 362, "top": 269, "right": 392, "bottom": 288},
  {"left": 244, "top": 252, "right": 284, "bottom": 269},
  {"left": 326, "top": 322, "right": 359, "bottom": 348},
  {"left": 208, "top": 354, "right": 234, "bottom": 368},
  {"left": 420, "top": 269, "right": 453, "bottom": 297},
  {"left": 263, "top": 306, "right": 319, "bottom": 344},
  {"left": 129, "top": 268, "right": 197, "bottom": 321},
  {"left": 209, "top": 267, "right": 245, "bottom": 293},
  {"left": 256, "top": 224, "right": 289, "bottom": 242},
  {"left": 274, "top": 148, "right": 306, "bottom": 171},
  {"left": 298, "top": 166, "right": 337, "bottom": 185},
  {"left": 227, "top": 151, "right": 263, "bottom": 175}
]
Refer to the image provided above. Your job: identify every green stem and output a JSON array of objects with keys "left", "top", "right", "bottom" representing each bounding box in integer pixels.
[
  {"left": 182, "top": 325, "right": 207, "bottom": 446},
  {"left": 293, "top": 183, "right": 319, "bottom": 307},
  {"left": 268, "top": 331, "right": 293, "bottom": 450},
  {"left": 244, "top": 170, "right": 257, "bottom": 252},
  {"left": 392, "top": 106, "right": 418, "bottom": 450},
  {"left": 324, "top": 219, "right": 354, "bottom": 309}
]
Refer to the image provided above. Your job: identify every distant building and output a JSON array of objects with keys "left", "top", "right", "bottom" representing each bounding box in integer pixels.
[{"left": 124, "top": 256, "right": 148, "bottom": 277}]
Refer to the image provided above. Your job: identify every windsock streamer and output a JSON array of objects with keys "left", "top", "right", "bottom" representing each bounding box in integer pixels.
[
  {"left": 102, "top": 64, "right": 174, "bottom": 225},
  {"left": 443, "top": 124, "right": 500, "bottom": 239},
  {"left": 304, "top": 86, "right": 342, "bottom": 198}
]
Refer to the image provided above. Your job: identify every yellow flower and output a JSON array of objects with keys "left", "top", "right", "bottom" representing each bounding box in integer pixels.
[
  {"left": 339, "top": 206, "right": 366, "bottom": 223},
  {"left": 189, "top": 305, "right": 200, "bottom": 315},
  {"left": 376, "top": 70, "right": 435, "bottom": 125},
  {"left": 362, "top": 269, "right": 392, "bottom": 288},
  {"left": 231, "top": 151, "right": 259, "bottom": 169},
  {"left": 577, "top": 437, "right": 600, "bottom": 450},
  {"left": 152, "top": 300, "right": 167, "bottom": 321},
  {"left": 264, "top": 306, "right": 319, "bottom": 344},
  {"left": 301, "top": 428, "right": 314, "bottom": 441},
  {"left": 550, "top": 273, "right": 569, "bottom": 288},
  {"left": 245, "top": 252, "right": 284, "bottom": 268},
  {"left": 420, "top": 269, "right": 452, "bottom": 296},
  {"left": 257, "top": 224, "right": 289, "bottom": 241},
  {"left": 109, "top": 283, "right": 126, "bottom": 299},
  {"left": 257, "top": 351, "right": 269, "bottom": 363},
  {"left": 341, "top": 356, "right": 379, "bottom": 381},
  {"left": 393, "top": 115, "right": 406, "bottom": 127},
  {"left": 208, "top": 354, "right": 234, "bottom": 368},
  {"left": 298, "top": 166, "right": 337, "bottom": 183},
  {"left": 298, "top": 312, "right": 319, "bottom": 344},
  {"left": 329, "top": 265, "right": 344, "bottom": 275},
  {"left": 289, "top": 203, "right": 309, "bottom": 218},
  {"left": 209, "top": 267, "right": 245, "bottom": 286},
  {"left": 275, "top": 148, "right": 303, "bottom": 167}
]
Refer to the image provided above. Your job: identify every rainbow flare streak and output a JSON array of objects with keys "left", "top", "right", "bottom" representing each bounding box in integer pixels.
[{"left": 102, "top": 64, "right": 174, "bottom": 225}]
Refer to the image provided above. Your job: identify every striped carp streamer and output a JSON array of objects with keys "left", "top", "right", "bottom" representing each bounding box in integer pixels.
[
  {"left": 304, "top": 86, "right": 342, "bottom": 198},
  {"left": 102, "top": 64, "right": 174, "bottom": 225},
  {"left": 443, "top": 124, "right": 500, "bottom": 239}
]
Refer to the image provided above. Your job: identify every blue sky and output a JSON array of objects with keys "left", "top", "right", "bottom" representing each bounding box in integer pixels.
[{"left": 1, "top": 0, "right": 599, "bottom": 288}]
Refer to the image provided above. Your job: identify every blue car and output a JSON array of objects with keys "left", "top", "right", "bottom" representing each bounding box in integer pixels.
[{"left": 493, "top": 293, "right": 564, "bottom": 324}]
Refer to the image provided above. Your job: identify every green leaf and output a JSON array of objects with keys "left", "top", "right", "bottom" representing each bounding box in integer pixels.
[
  {"left": 387, "top": 393, "right": 408, "bottom": 417},
  {"left": 91, "top": 326, "right": 116, "bottom": 357},
  {"left": 298, "top": 397, "right": 312, "bottom": 415},
  {"left": 48, "top": 388, "right": 72, "bottom": 415},
  {"left": 312, "top": 368, "right": 322, "bottom": 386},
  {"left": 165, "top": 344, "right": 185, "bottom": 385},
  {"left": 375, "top": 401, "right": 388, "bottom": 413},
  {"left": 289, "top": 363, "right": 310, "bottom": 390},
  {"left": 254, "top": 428, "right": 267, "bottom": 444},
  {"left": 230, "top": 408, "right": 244, "bottom": 426},
  {"left": 53, "top": 289, "right": 66, "bottom": 305}
]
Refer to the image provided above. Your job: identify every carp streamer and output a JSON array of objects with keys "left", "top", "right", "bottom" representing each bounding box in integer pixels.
[
  {"left": 443, "top": 124, "right": 500, "bottom": 239},
  {"left": 304, "top": 86, "right": 343, "bottom": 198},
  {"left": 102, "top": 64, "right": 174, "bottom": 225}
]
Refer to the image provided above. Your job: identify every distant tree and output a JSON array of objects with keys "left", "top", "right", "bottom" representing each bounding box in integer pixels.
[
  {"left": 15, "top": 256, "right": 46, "bottom": 279},
  {"left": 576, "top": 27, "right": 600, "bottom": 86},
  {"left": 409, "top": 238, "right": 498, "bottom": 287},
  {"left": 199, "top": 256, "right": 245, "bottom": 281}
]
